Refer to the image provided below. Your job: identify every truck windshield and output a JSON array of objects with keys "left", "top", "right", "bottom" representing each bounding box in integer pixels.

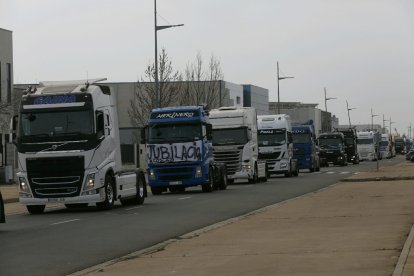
[
  {"left": 148, "top": 123, "right": 202, "bottom": 143},
  {"left": 380, "top": 141, "right": 389, "bottom": 147},
  {"left": 319, "top": 138, "right": 342, "bottom": 148},
  {"left": 344, "top": 137, "right": 354, "bottom": 145},
  {"left": 357, "top": 138, "right": 374, "bottom": 145},
  {"left": 19, "top": 110, "right": 94, "bottom": 141},
  {"left": 212, "top": 127, "right": 248, "bottom": 145},
  {"left": 258, "top": 130, "right": 286, "bottom": 146},
  {"left": 292, "top": 133, "right": 311, "bottom": 144}
]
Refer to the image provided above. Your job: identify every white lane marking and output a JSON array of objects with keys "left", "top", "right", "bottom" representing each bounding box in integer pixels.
[
  {"left": 126, "top": 206, "right": 142, "bottom": 211},
  {"left": 326, "top": 171, "right": 336, "bottom": 174},
  {"left": 178, "top": 196, "right": 192, "bottom": 200},
  {"left": 51, "top": 219, "right": 80, "bottom": 226},
  {"left": 340, "top": 171, "right": 350, "bottom": 174}
]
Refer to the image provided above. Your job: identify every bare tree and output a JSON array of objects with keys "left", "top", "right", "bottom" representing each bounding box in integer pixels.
[
  {"left": 180, "top": 52, "right": 224, "bottom": 108},
  {"left": 128, "top": 48, "right": 183, "bottom": 128}
]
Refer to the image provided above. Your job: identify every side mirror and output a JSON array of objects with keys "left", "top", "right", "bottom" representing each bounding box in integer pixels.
[
  {"left": 10, "top": 115, "right": 18, "bottom": 143},
  {"left": 140, "top": 126, "right": 148, "bottom": 144},
  {"left": 206, "top": 124, "right": 213, "bottom": 141}
]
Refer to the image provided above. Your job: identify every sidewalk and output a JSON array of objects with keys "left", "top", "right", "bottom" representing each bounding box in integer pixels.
[{"left": 3, "top": 160, "right": 414, "bottom": 275}]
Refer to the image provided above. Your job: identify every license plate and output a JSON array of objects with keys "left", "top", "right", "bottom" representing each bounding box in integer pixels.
[
  {"left": 169, "top": 181, "right": 182, "bottom": 185},
  {"left": 48, "top": 198, "right": 65, "bottom": 203}
]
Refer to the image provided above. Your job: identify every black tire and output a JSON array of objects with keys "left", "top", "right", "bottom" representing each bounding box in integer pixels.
[
  {"left": 227, "top": 179, "right": 234, "bottom": 185},
  {"left": 27, "top": 205, "right": 45, "bottom": 214},
  {"left": 202, "top": 170, "right": 214, "bottom": 192},
  {"left": 65, "top": 203, "right": 88, "bottom": 209},
  {"left": 294, "top": 164, "right": 299, "bottom": 176},
  {"left": 248, "top": 164, "right": 258, "bottom": 184},
  {"left": 96, "top": 174, "right": 115, "bottom": 211},
  {"left": 132, "top": 174, "right": 146, "bottom": 204},
  {"left": 151, "top": 186, "right": 163, "bottom": 195},
  {"left": 219, "top": 167, "right": 228, "bottom": 190}
]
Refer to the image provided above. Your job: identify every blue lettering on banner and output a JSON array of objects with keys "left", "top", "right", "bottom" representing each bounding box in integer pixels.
[
  {"left": 33, "top": 95, "right": 77, "bottom": 105},
  {"left": 146, "top": 141, "right": 202, "bottom": 163}
]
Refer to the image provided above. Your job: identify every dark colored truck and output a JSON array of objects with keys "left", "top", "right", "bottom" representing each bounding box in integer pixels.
[
  {"left": 144, "top": 105, "right": 227, "bottom": 195},
  {"left": 335, "top": 128, "right": 360, "bottom": 164},
  {"left": 395, "top": 137, "right": 405, "bottom": 154},
  {"left": 318, "top": 132, "right": 348, "bottom": 166},
  {"left": 292, "top": 124, "right": 320, "bottom": 172}
]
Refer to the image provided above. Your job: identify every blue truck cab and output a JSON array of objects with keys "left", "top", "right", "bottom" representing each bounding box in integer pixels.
[
  {"left": 292, "top": 124, "right": 320, "bottom": 172},
  {"left": 144, "top": 106, "right": 227, "bottom": 195}
]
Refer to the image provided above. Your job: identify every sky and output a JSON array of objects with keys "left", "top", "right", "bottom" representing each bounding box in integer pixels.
[{"left": 1, "top": 0, "right": 413, "bottom": 135}]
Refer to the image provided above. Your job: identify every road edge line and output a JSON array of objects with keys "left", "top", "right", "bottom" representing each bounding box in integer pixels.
[{"left": 393, "top": 224, "right": 414, "bottom": 276}]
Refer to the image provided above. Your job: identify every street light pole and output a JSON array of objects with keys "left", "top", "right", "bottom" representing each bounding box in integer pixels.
[
  {"left": 382, "top": 115, "right": 388, "bottom": 134},
  {"left": 389, "top": 117, "right": 395, "bottom": 135},
  {"left": 346, "top": 100, "right": 355, "bottom": 128},
  {"left": 154, "top": 0, "right": 183, "bottom": 108},
  {"left": 371, "top": 108, "right": 378, "bottom": 131},
  {"left": 276, "top": 61, "right": 294, "bottom": 114},
  {"left": 324, "top": 88, "right": 336, "bottom": 132}
]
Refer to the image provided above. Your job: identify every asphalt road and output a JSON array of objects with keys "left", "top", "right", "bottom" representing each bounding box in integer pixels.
[{"left": 0, "top": 158, "right": 401, "bottom": 276}]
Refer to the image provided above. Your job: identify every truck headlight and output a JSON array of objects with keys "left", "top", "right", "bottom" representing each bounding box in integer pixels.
[
  {"left": 19, "top": 177, "right": 30, "bottom": 193},
  {"left": 242, "top": 165, "right": 251, "bottom": 170},
  {"left": 149, "top": 169, "right": 156, "bottom": 180},
  {"left": 195, "top": 166, "right": 202, "bottom": 178},
  {"left": 83, "top": 173, "right": 96, "bottom": 191}
]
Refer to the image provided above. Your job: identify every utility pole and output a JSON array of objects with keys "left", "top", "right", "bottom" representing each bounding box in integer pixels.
[{"left": 276, "top": 61, "right": 294, "bottom": 114}]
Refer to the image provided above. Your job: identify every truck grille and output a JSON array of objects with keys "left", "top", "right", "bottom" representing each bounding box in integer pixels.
[
  {"left": 26, "top": 156, "right": 84, "bottom": 198},
  {"left": 213, "top": 146, "right": 243, "bottom": 175},
  {"left": 258, "top": 151, "right": 281, "bottom": 160},
  {"left": 155, "top": 166, "right": 194, "bottom": 181}
]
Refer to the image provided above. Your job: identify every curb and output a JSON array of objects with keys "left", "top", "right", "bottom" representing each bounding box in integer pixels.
[
  {"left": 340, "top": 176, "right": 414, "bottom": 182},
  {"left": 393, "top": 224, "right": 414, "bottom": 276}
]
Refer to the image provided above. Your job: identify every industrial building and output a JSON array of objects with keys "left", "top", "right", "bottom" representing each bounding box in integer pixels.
[
  {"left": 0, "top": 28, "right": 14, "bottom": 181},
  {"left": 242, "top": 84, "right": 269, "bottom": 115}
]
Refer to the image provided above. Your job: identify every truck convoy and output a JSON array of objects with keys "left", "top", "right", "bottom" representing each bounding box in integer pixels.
[
  {"left": 291, "top": 121, "right": 320, "bottom": 172},
  {"left": 12, "top": 79, "right": 147, "bottom": 214},
  {"left": 143, "top": 105, "right": 227, "bottom": 194},
  {"left": 209, "top": 107, "right": 267, "bottom": 184},
  {"left": 357, "top": 131, "right": 380, "bottom": 161},
  {"left": 335, "top": 128, "right": 360, "bottom": 164},
  {"left": 257, "top": 114, "right": 298, "bottom": 177},
  {"left": 318, "top": 132, "right": 348, "bottom": 166}
]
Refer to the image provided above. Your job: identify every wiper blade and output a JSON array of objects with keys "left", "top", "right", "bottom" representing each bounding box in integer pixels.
[{"left": 27, "top": 133, "right": 50, "bottom": 138}]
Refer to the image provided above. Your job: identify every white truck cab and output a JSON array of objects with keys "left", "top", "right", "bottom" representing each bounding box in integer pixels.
[
  {"left": 257, "top": 114, "right": 298, "bottom": 177},
  {"left": 357, "top": 131, "right": 379, "bottom": 161},
  {"left": 209, "top": 107, "right": 266, "bottom": 183},
  {"left": 12, "top": 79, "right": 147, "bottom": 214}
]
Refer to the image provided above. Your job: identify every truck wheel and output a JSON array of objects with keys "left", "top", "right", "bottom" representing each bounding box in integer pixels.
[
  {"left": 202, "top": 171, "right": 214, "bottom": 192},
  {"left": 97, "top": 175, "right": 115, "bottom": 211},
  {"left": 219, "top": 167, "right": 228, "bottom": 190},
  {"left": 133, "top": 174, "right": 146, "bottom": 205},
  {"left": 27, "top": 205, "right": 45, "bottom": 214},
  {"left": 248, "top": 164, "right": 258, "bottom": 184},
  {"left": 294, "top": 164, "right": 299, "bottom": 176},
  {"left": 151, "top": 186, "right": 163, "bottom": 195}
]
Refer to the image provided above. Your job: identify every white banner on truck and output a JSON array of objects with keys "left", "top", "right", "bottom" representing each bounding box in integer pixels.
[{"left": 146, "top": 140, "right": 202, "bottom": 163}]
